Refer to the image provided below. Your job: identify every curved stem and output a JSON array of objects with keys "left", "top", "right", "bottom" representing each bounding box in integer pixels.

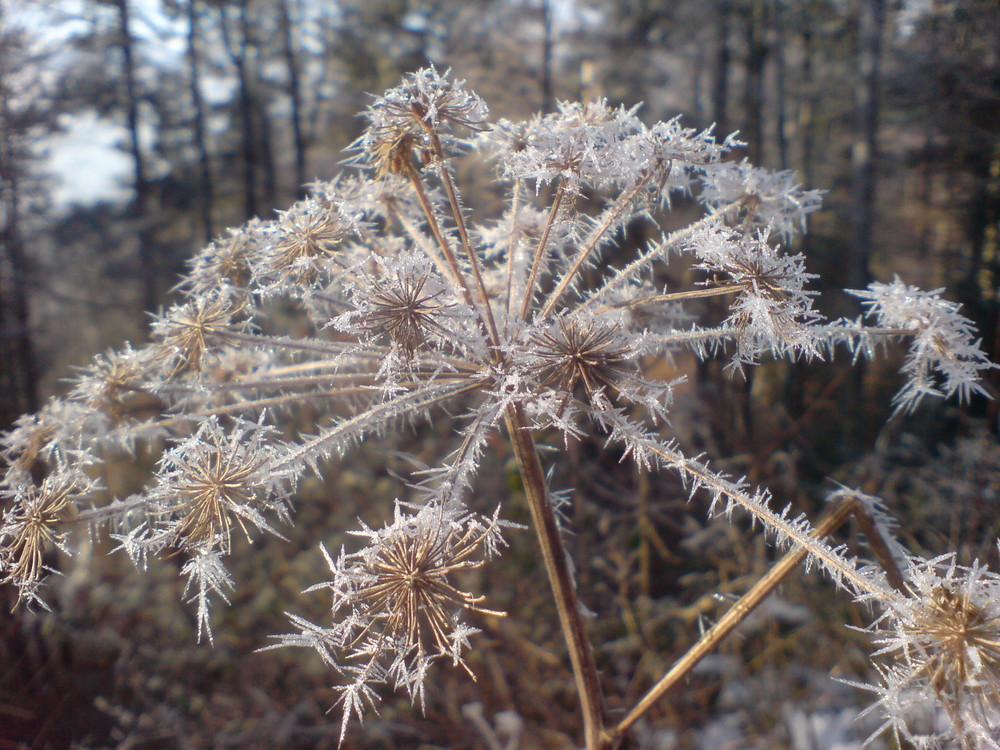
[
  {"left": 503, "top": 403, "right": 608, "bottom": 749},
  {"left": 579, "top": 197, "right": 751, "bottom": 313}
]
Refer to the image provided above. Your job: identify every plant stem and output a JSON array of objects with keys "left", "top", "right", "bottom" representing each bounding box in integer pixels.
[
  {"left": 520, "top": 180, "right": 566, "bottom": 320},
  {"left": 613, "top": 494, "right": 861, "bottom": 738},
  {"left": 503, "top": 403, "right": 608, "bottom": 750},
  {"left": 542, "top": 175, "right": 652, "bottom": 318},
  {"left": 595, "top": 283, "right": 744, "bottom": 314},
  {"left": 427, "top": 132, "right": 501, "bottom": 351},
  {"left": 504, "top": 180, "right": 523, "bottom": 321},
  {"left": 404, "top": 160, "right": 479, "bottom": 315}
]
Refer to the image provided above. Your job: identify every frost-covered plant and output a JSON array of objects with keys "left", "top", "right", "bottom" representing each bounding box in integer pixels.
[
  {"left": 849, "top": 552, "right": 1000, "bottom": 749},
  {"left": 1, "top": 68, "right": 996, "bottom": 748}
]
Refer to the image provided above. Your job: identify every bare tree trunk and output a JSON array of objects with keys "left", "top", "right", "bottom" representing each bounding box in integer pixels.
[
  {"left": 0, "top": 54, "right": 39, "bottom": 425},
  {"left": 742, "top": 0, "right": 769, "bottom": 164},
  {"left": 798, "top": 4, "right": 816, "bottom": 188},
  {"left": 258, "top": 98, "right": 277, "bottom": 209},
  {"left": 186, "top": 0, "right": 214, "bottom": 243},
  {"left": 850, "top": 0, "right": 884, "bottom": 291},
  {"left": 960, "top": 145, "right": 1000, "bottom": 296},
  {"left": 238, "top": 0, "right": 276, "bottom": 211},
  {"left": 772, "top": 0, "right": 789, "bottom": 169},
  {"left": 540, "top": 0, "right": 554, "bottom": 112},
  {"left": 278, "top": 0, "right": 307, "bottom": 197},
  {"left": 218, "top": 0, "right": 259, "bottom": 220},
  {"left": 116, "top": 0, "right": 160, "bottom": 313},
  {"left": 712, "top": 0, "right": 731, "bottom": 137}
]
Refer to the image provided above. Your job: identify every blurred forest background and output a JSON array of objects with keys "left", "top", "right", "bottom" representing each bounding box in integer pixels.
[{"left": 1, "top": 0, "right": 999, "bottom": 748}]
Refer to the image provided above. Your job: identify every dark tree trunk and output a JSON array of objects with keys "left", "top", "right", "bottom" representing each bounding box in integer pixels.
[
  {"left": 712, "top": 0, "right": 731, "bottom": 137},
  {"left": 773, "top": 0, "right": 788, "bottom": 169},
  {"left": 962, "top": 148, "right": 1000, "bottom": 297},
  {"left": 541, "top": 0, "right": 554, "bottom": 112},
  {"left": 258, "top": 98, "right": 277, "bottom": 209},
  {"left": 742, "top": 0, "right": 769, "bottom": 164},
  {"left": 0, "top": 75, "right": 39, "bottom": 426},
  {"left": 850, "top": 0, "right": 884, "bottom": 291},
  {"left": 218, "top": 0, "right": 259, "bottom": 220},
  {"left": 278, "top": 0, "right": 307, "bottom": 197},
  {"left": 798, "top": 6, "right": 816, "bottom": 188},
  {"left": 186, "top": 0, "right": 215, "bottom": 243},
  {"left": 116, "top": 0, "right": 160, "bottom": 313}
]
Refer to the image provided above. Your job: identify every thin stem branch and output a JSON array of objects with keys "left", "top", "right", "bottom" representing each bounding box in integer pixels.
[
  {"left": 504, "top": 180, "right": 523, "bottom": 321},
  {"left": 388, "top": 199, "right": 462, "bottom": 284},
  {"left": 541, "top": 174, "right": 652, "bottom": 318},
  {"left": 596, "top": 284, "right": 743, "bottom": 314},
  {"left": 404, "top": 159, "right": 478, "bottom": 310},
  {"left": 579, "top": 197, "right": 750, "bottom": 313},
  {"left": 274, "top": 379, "right": 481, "bottom": 473},
  {"left": 404, "top": 158, "right": 501, "bottom": 357},
  {"left": 849, "top": 498, "right": 908, "bottom": 593},
  {"left": 206, "top": 329, "right": 360, "bottom": 356},
  {"left": 426, "top": 131, "right": 501, "bottom": 352},
  {"left": 612, "top": 494, "right": 861, "bottom": 738},
  {"left": 519, "top": 180, "right": 566, "bottom": 320},
  {"left": 503, "top": 403, "right": 608, "bottom": 750}
]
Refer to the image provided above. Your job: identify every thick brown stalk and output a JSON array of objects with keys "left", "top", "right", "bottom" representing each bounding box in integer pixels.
[{"left": 503, "top": 403, "right": 608, "bottom": 750}]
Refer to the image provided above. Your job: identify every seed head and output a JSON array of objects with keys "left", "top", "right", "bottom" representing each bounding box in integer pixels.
[
  {"left": 71, "top": 346, "right": 162, "bottom": 422},
  {"left": 527, "top": 314, "right": 632, "bottom": 406},
  {"left": 0, "top": 466, "right": 92, "bottom": 606},
  {"left": 153, "top": 418, "right": 285, "bottom": 554},
  {"left": 267, "top": 202, "right": 352, "bottom": 282},
  {"left": 152, "top": 293, "right": 244, "bottom": 376},
  {"left": 365, "top": 271, "right": 451, "bottom": 358},
  {"left": 351, "top": 504, "right": 504, "bottom": 661},
  {"left": 865, "top": 555, "right": 1000, "bottom": 747},
  {"left": 361, "top": 67, "right": 488, "bottom": 177},
  {"left": 189, "top": 226, "right": 257, "bottom": 292}
]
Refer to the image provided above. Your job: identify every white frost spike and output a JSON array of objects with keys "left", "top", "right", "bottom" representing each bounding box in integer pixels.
[
  {"left": 850, "top": 277, "right": 996, "bottom": 413},
  {"left": 182, "top": 549, "right": 234, "bottom": 644}
]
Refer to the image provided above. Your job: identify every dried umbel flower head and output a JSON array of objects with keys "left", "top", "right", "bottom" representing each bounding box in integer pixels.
[
  {"left": 263, "top": 201, "right": 355, "bottom": 285},
  {"left": 70, "top": 346, "right": 163, "bottom": 422},
  {"left": 340, "top": 252, "right": 455, "bottom": 360},
  {"left": 862, "top": 555, "right": 1000, "bottom": 748},
  {"left": 150, "top": 417, "right": 290, "bottom": 555},
  {"left": 151, "top": 291, "right": 245, "bottom": 375},
  {"left": 361, "top": 66, "right": 489, "bottom": 178},
  {"left": 348, "top": 503, "right": 506, "bottom": 661},
  {"left": 183, "top": 225, "right": 260, "bottom": 295},
  {"left": 1, "top": 67, "right": 994, "bottom": 747},
  {"left": 266, "top": 502, "right": 509, "bottom": 742},
  {"left": 527, "top": 313, "right": 633, "bottom": 407},
  {"left": 0, "top": 461, "right": 94, "bottom": 606}
]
